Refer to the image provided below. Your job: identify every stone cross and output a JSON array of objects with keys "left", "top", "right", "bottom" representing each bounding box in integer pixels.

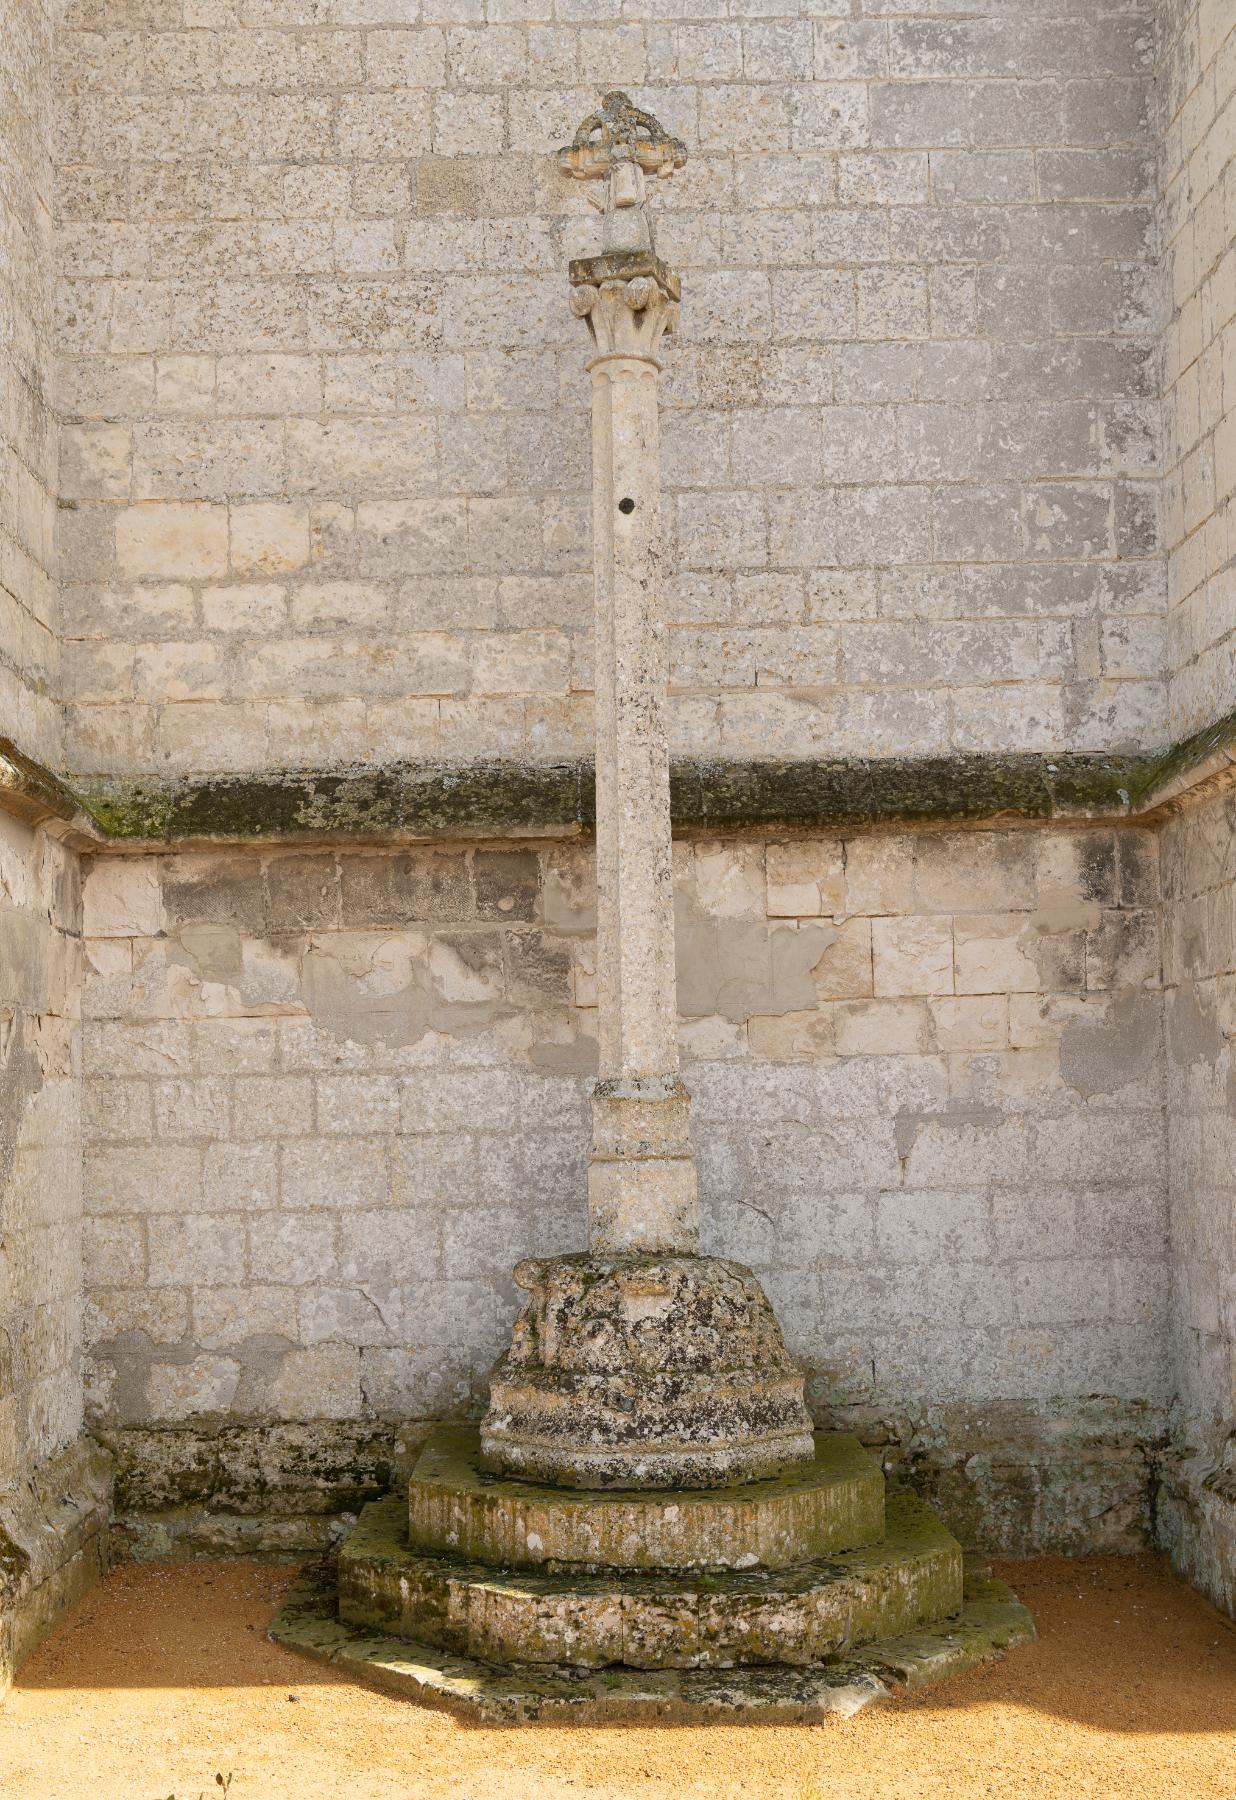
[
  {"left": 477, "top": 98, "right": 813, "bottom": 1491},
  {"left": 562, "top": 97, "right": 697, "bottom": 1259}
]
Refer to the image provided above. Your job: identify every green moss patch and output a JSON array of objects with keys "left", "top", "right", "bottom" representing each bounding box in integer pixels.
[{"left": 5, "top": 705, "right": 1234, "bottom": 845}]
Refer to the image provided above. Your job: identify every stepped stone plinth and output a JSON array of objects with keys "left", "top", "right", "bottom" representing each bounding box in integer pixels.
[
  {"left": 342, "top": 1489, "right": 960, "bottom": 1671},
  {"left": 271, "top": 1425, "right": 1034, "bottom": 1721}
]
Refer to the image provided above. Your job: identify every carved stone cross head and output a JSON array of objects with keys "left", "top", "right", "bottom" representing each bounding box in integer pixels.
[
  {"left": 558, "top": 92, "right": 688, "bottom": 184},
  {"left": 559, "top": 93, "right": 688, "bottom": 257}
]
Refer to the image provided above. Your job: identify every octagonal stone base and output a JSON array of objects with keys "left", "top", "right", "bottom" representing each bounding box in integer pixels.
[
  {"left": 268, "top": 1426, "right": 1034, "bottom": 1722},
  {"left": 271, "top": 1559, "right": 1034, "bottom": 1725},
  {"left": 480, "top": 1253, "right": 815, "bottom": 1489},
  {"left": 343, "top": 1489, "right": 961, "bottom": 1669},
  {"left": 408, "top": 1425, "right": 883, "bottom": 1572}
]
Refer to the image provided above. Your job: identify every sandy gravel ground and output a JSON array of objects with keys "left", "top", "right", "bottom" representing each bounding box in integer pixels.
[{"left": 1, "top": 1552, "right": 1234, "bottom": 1799}]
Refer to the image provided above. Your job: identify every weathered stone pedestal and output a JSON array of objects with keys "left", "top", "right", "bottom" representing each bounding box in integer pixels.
[
  {"left": 481, "top": 1254, "right": 815, "bottom": 1490},
  {"left": 269, "top": 95, "right": 1034, "bottom": 1717}
]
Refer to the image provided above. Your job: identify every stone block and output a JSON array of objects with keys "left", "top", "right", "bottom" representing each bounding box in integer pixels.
[
  {"left": 872, "top": 916, "right": 954, "bottom": 997},
  {"left": 82, "top": 859, "right": 164, "bottom": 938},
  {"left": 145, "top": 1356, "right": 241, "bottom": 1422},
  {"left": 230, "top": 502, "right": 311, "bottom": 577},
  {"left": 115, "top": 502, "right": 228, "bottom": 579},
  {"left": 193, "top": 1285, "right": 298, "bottom": 1350},
  {"left": 337, "top": 92, "right": 431, "bottom": 159},
  {"left": 282, "top": 1140, "right": 389, "bottom": 1210},
  {"left": 231, "top": 1076, "right": 313, "bottom": 1140},
  {"left": 831, "top": 998, "right": 927, "bottom": 1057},
  {"left": 147, "top": 1213, "right": 246, "bottom": 1287},
  {"left": 473, "top": 849, "right": 540, "bottom": 920},
  {"left": 86, "top": 1143, "right": 201, "bottom": 1216},
  {"left": 266, "top": 1345, "right": 360, "bottom": 1419}
]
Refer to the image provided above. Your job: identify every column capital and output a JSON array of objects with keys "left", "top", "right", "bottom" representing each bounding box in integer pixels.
[{"left": 567, "top": 251, "right": 680, "bottom": 361}]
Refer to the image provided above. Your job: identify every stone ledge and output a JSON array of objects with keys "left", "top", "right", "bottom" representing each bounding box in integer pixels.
[
  {"left": 270, "top": 1554, "right": 1034, "bottom": 1723},
  {"left": 62, "top": 752, "right": 1142, "bottom": 845},
  {"left": 0, "top": 1438, "right": 113, "bottom": 1694},
  {"left": 90, "top": 1404, "right": 1163, "bottom": 1564},
  {"left": 2, "top": 706, "right": 1235, "bottom": 846},
  {"left": 98, "top": 1419, "right": 416, "bottom": 1563},
  {"left": 0, "top": 737, "right": 90, "bottom": 835},
  {"left": 1156, "top": 1436, "right": 1236, "bottom": 1620},
  {"left": 54, "top": 710, "right": 1236, "bottom": 844}
]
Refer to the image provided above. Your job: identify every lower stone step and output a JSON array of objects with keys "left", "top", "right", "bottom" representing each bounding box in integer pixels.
[
  {"left": 272, "top": 1557, "right": 1035, "bottom": 1724},
  {"left": 340, "top": 1490, "right": 963, "bottom": 1670}
]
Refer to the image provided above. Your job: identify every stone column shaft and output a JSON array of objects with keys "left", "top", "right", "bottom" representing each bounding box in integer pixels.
[
  {"left": 590, "top": 354, "right": 676, "bottom": 1082},
  {"left": 571, "top": 264, "right": 699, "bottom": 1258}
]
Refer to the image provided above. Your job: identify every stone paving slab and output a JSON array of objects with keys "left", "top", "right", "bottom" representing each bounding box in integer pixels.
[
  {"left": 407, "top": 1426, "right": 884, "bottom": 1572},
  {"left": 271, "top": 1556, "right": 1034, "bottom": 1725},
  {"left": 343, "top": 1490, "right": 961, "bottom": 1670}
]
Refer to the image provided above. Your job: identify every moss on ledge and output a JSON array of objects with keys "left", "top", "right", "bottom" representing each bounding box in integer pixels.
[
  {"left": 70, "top": 749, "right": 1155, "bottom": 843},
  {"left": 11, "top": 705, "right": 1235, "bottom": 845},
  {"left": 80, "top": 762, "right": 592, "bottom": 842}
]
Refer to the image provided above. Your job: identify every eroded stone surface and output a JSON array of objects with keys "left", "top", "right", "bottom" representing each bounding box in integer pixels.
[
  {"left": 0, "top": 1439, "right": 112, "bottom": 1694},
  {"left": 481, "top": 1255, "right": 814, "bottom": 1489},
  {"left": 342, "top": 1488, "right": 960, "bottom": 1670},
  {"left": 409, "top": 1426, "right": 881, "bottom": 1572},
  {"left": 272, "top": 1554, "right": 1034, "bottom": 1724}
]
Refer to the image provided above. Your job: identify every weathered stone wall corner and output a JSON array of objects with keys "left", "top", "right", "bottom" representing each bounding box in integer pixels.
[{"left": 0, "top": 1440, "right": 113, "bottom": 1698}]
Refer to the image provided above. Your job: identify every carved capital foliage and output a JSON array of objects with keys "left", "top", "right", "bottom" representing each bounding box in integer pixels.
[{"left": 568, "top": 253, "right": 680, "bottom": 361}]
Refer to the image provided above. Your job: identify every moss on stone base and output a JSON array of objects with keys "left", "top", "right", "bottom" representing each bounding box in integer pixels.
[
  {"left": 341, "top": 1488, "right": 962, "bottom": 1669},
  {"left": 270, "top": 1554, "right": 1034, "bottom": 1724}
]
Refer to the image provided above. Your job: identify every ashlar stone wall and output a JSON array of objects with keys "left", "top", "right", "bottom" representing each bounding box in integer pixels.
[
  {"left": 1154, "top": 1, "right": 1236, "bottom": 1612},
  {"left": 1158, "top": 0, "right": 1236, "bottom": 736},
  {"left": 2, "top": 0, "right": 62, "bottom": 768},
  {"left": 0, "top": 815, "right": 82, "bottom": 1502},
  {"left": 1160, "top": 785, "right": 1236, "bottom": 1613},
  {"left": 0, "top": 811, "right": 109, "bottom": 1688},
  {"left": 0, "top": 0, "right": 110, "bottom": 1694},
  {"left": 55, "top": 0, "right": 1164, "bottom": 778},
  {"left": 80, "top": 826, "right": 1168, "bottom": 1555}
]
